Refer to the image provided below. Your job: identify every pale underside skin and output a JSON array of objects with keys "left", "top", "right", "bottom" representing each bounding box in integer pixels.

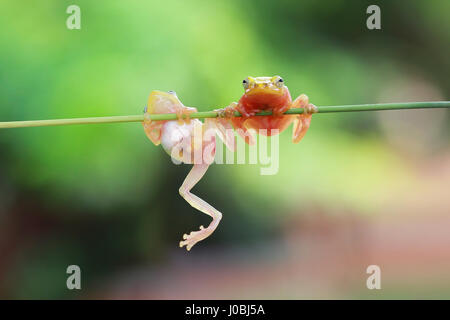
[{"left": 143, "top": 79, "right": 315, "bottom": 251}]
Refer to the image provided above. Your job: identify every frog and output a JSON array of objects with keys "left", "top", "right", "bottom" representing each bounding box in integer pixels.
[
  {"left": 143, "top": 90, "right": 235, "bottom": 251},
  {"left": 142, "top": 76, "right": 316, "bottom": 251},
  {"left": 216, "top": 75, "right": 317, "bottom": 144}
]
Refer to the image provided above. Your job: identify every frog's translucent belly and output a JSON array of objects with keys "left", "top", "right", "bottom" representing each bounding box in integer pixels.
[{"left": 160, "top": 120, "right": 216, "bottom": 163}]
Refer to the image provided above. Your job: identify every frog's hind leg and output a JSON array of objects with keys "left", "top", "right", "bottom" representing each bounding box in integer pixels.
[
  {"left": 292, "top": 94, "right": 318, "bottom": 143},
  {"left": 179, "top": 164, "right": 222, "bottom": 251},
  {"left": 292, "top": 115, "right": 311, "bottom": 143}
]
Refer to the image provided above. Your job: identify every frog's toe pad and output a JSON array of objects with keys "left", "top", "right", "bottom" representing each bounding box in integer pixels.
[
  {"left": 179, "top": 226, "right": 207, "bottom": 251},
  {"left": 305, "top": 103, "right": 318, "bottom": 114},
  {"left": 216, "top": 105, "right": 236, "bottom": 118}
]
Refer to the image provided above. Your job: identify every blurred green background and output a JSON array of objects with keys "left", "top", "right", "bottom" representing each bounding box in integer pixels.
[{"left": 0, "top": 0, "right": 449, "bottom": 299}]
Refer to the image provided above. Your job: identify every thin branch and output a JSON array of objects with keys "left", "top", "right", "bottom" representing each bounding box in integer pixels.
[{"left": 0, "top": 101, "right": 448, "bottom": 129}]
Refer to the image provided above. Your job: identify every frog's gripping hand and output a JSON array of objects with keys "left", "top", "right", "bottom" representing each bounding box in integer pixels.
[{"left": 178, "top": 164, "right": 223, "bottom": 251}]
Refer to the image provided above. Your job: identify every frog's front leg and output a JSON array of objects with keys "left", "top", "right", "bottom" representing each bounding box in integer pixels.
[
  {"left": 291, "top": 94, "right": 318, "bottom": 143},
  {"left": 179, "top": 163, "right": 222, "bottom": 251}
]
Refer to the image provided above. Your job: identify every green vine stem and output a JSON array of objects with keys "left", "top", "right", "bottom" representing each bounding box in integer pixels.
[{"left": 0, "top": 101, "right": 448, "bottom": 129}]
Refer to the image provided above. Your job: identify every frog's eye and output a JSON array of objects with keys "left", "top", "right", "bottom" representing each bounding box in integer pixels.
[
  {"left": 242, "top": 78, "right": 250, "bottom": 89},
  {"left": 273, "top": 76, "right": 284, "bottom": 88}
]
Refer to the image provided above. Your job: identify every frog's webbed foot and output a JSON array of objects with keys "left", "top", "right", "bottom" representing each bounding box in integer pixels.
[
  {"left": 180, "top": 224, "right": 216, "bottom": 251},
  {"left": 178, "top": 164, "right": 222, "bottom": 251},
  {"left": 291, "top": 94, "right": 317, "bottom": 143}
]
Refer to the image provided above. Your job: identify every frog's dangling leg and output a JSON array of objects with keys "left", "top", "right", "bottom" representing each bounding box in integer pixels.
[
  {"left": 178, "top": 163, "right": 223, "bottom": 251},
  {"left": 291, "top": 94, "right": 318, "bottom": 143}
]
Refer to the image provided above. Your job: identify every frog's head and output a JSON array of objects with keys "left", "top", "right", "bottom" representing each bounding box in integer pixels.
[
  {"left": 242, "top": 76, "right": 287, "bottom": 96},
  {"left": 240, "top": 76, "right": 290, "bottom": 108}
]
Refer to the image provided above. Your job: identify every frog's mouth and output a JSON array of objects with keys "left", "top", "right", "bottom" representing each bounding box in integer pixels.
[
  {"left": 245, "top": 84, "right": 284, "bottom": 96},
  {"left": 245, "top": 82, "right": 287, "bottom": 98}
]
